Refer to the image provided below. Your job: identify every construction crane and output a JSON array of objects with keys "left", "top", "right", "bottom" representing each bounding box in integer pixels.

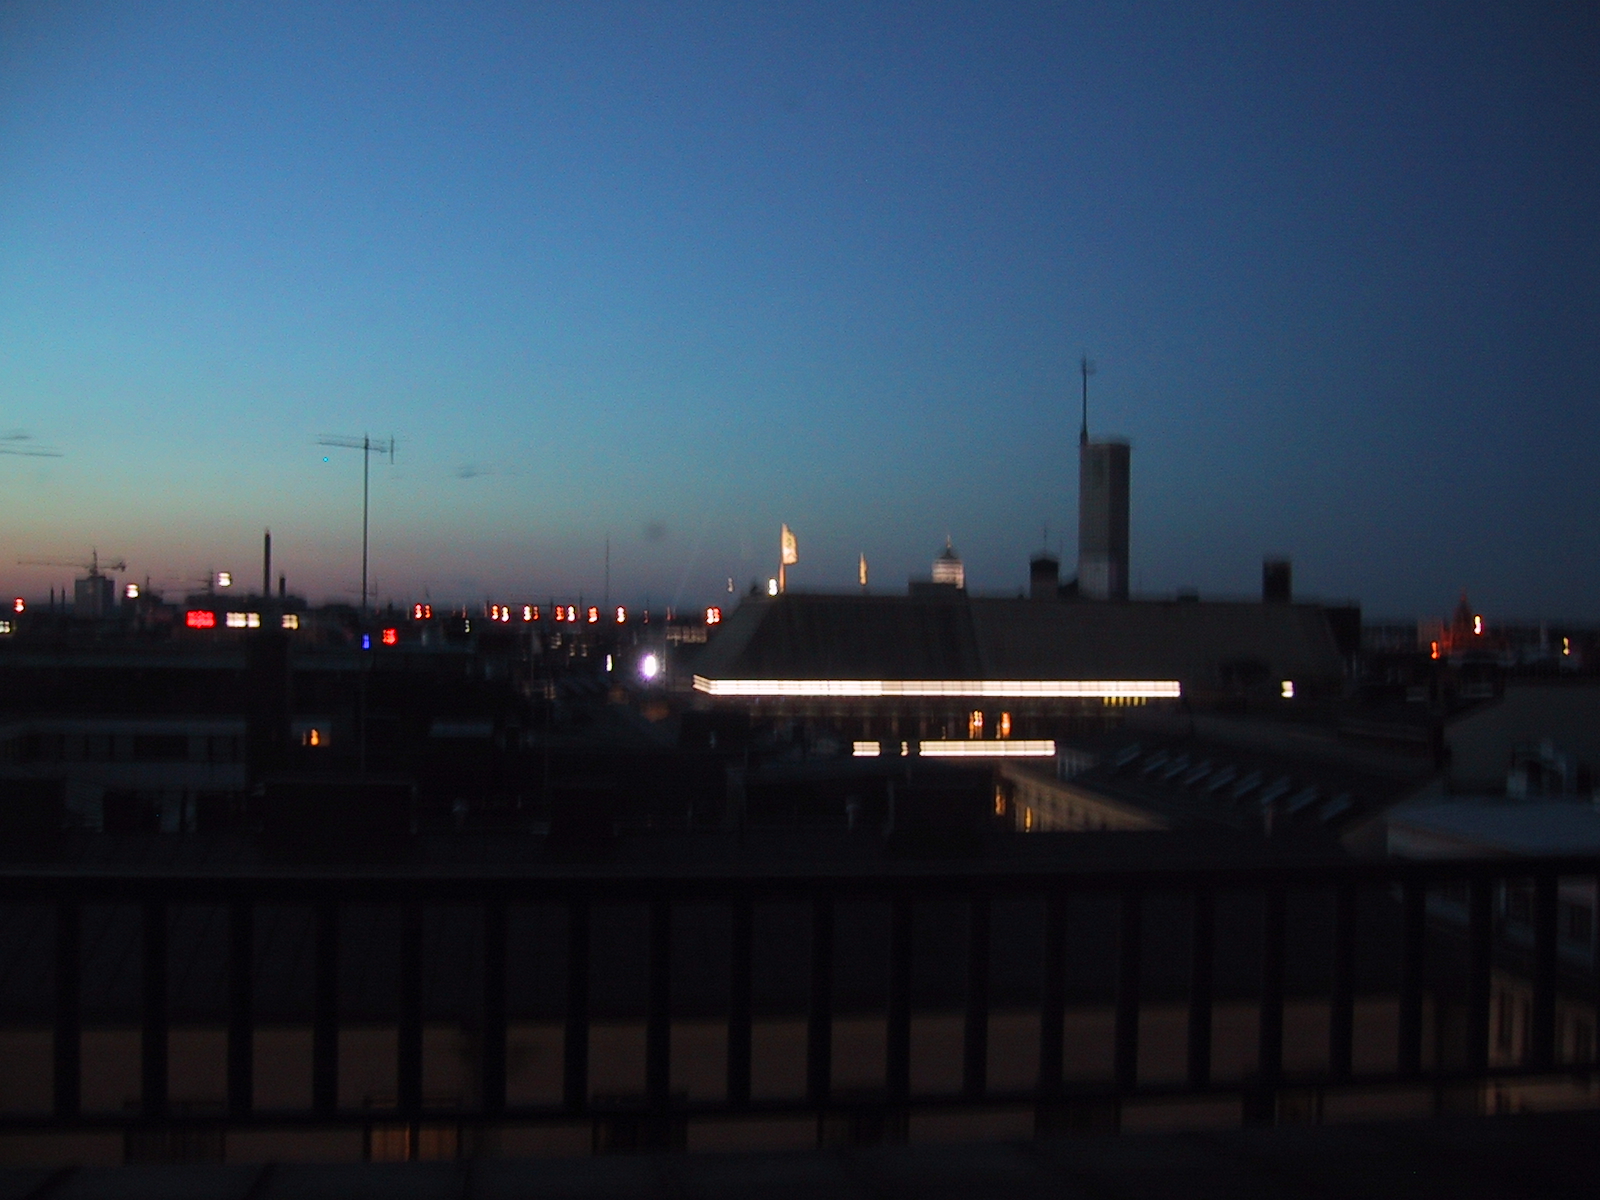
[
  {"left": 318, "top": 434, "right": 396, "bottom": 614},
  {"left": 17, "top": 549, "right": 126, "bottom": 576},
  {"left": 0, "top": 432, "right": 62, "bottom": 459}
]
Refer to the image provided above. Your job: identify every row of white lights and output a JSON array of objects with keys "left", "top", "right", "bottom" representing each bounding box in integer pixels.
[
  {"left": 853, "top": 740, "right": 1057, "bottom": 758},
  {"left": 693, "top": 677, "right": 1181, "bottom": 699}
]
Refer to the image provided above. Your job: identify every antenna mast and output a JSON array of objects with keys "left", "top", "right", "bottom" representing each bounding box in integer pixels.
[{"left": 1079, "top": 354, "right": 1096, "bottom": 446}]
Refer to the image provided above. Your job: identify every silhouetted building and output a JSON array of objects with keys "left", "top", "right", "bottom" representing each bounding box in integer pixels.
[{"left": 1078, "top": 440, "right": 1129, "bottom": 600}]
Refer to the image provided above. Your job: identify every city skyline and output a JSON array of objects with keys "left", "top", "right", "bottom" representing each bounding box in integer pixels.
[{"left": 2, "top": 2, "right": 1596, "bottom": 617}]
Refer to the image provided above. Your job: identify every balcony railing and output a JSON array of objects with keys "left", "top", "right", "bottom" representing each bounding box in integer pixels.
[{"left": 0, "top": 854, "right": 1595, "bottom": 1148}]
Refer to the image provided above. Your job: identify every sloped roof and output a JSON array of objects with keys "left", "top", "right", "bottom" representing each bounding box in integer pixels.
[{"left": 694, "top": 594, "right": 1345, "bottom": 688}]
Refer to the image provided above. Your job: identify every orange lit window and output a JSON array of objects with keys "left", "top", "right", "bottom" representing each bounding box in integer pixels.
[
  {"left": 587, "top": 606, "right": 599, "bottom": 624},
  {"left": 11, "top": 598, "right": 23, "bottom": 614},
  {"left": 1430, "top": 641, "right": 1440, "bottom": 660},
  {"left": 998, "top": 711, "right": 1011, "bottom": 738},
  {"left": 186, "top": 610, "right": 216, "bottom": 629},
  {"left": 305, "top": 728, "right": 321, "bottom": 747},
  {"left": 553, "top": 606, "right": 565, "bottom": 622},
  {"left": 615, "top": 606, "right": 627, "bottom": 624},
  {"left": 1473, "top": 615, "right": 1484, "bottom": 635},
  {"left": 705, "top": 606, "right": 722, "bottom": 625},
  {"left": 412, "top": 604, "right": 425, "bottom": 620},
  {"left": 967, "top": 710, "right": 984, "bottom": 738},
  {"left": 381, "top": 628, "right": 398, "bottom": 646}
]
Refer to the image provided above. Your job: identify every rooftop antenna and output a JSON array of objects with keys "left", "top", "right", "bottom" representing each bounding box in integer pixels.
[
  {"left": 317, "top": 434, "right": 396, "bottom": 615},
  {"left": 1079, "top": 354, "right": 1096, "bottom": 446}
]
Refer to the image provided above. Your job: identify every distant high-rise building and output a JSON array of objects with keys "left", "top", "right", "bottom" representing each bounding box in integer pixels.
[
  {"left": 1078, "top": 440, "right": 1129, "bottom": 601},
  {"left": 932, "top": 538, "right": 965, "bottom": 589}
]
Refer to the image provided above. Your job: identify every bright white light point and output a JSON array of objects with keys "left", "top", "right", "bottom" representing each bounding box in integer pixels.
[
  {"left": 640, "top": 653, "right": 660, "bottom": 680},
  {"left": 217, "top": 572, "right": 232, "bottom": 588},
  {"left": 1281, "top": 680, "right": 1294, "bottom": 699},
  {"left": 767, "top": 578, "right": 778, "bottom": 596},
  {"left": 605, "top": 654, "right": 613, "bottom": 672}
]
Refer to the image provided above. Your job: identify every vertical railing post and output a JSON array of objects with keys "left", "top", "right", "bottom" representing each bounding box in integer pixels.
[
  {"left": 646, "top": 895, "right": 672, "bottom": 1115},
  {"left": 480, "top": 898, "right": 507, "bottom": 1116},
  {"left": 1036, "top": 890, "right": 1066, "bottom": 1104},
  {"left": 1398, "top": 880, "right": 1426, "bottom": 1077},
  {"left": 1187, "top": 891, "right": 1214, "bottom": 1090},
  {"left": 397, "top": 902, "right": 424, "bottom": 1123},
  {"left": 1248, "top": 883, "right": 1286, "bottom": 1125},
  {"left": 806, "top": 892, "right": 835, "bottom": 1110},
  {"left": 885, "top": 893, "right": 912, "bottom": 1107},
  {"left": 1465, "top": 875, "right": 1493, "bottom": 1076},
  {"left": 563, "top": 897, "right": 590, "bottom": 1112},
  {"left": 963, "top": 892, "right": 991, "bottom": 1100},
  {"left": 726, "top": 893, "right": 753, "bottom": 1108},
  {"left": 227, "top": 898, "right": 254, "bottom": 1117},
  {"left": 313, "top": 898, "right": 339, "bottom": 1116},
  {"left": 1530, "top": 873, "right": 1559, "bottom": 1069},
  {"left": 141, "top": 898, "right": 169, "bottom": 1119},
  {"left": 1329, "top": 883, "right": 1356, "bottom": 1080},
  {"left": 1114, "top": 893, "right": 1142, "bottom": 1094},
  {"left": 53, "top": 898, "right": 80, "bottom": 1120}
]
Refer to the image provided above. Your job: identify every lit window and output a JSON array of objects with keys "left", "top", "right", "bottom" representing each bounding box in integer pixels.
[
  {"left": 305, "top": 728, "right": 322, "bottom": 747},
  {"left": 705, "top": 607, "right": 722, "bottom": 625},
  {"left": 615, "top": 606, "right": 627, "bottom": 624},
  {"left": 1281, "top": 680, "right": 1295, "bottom": 699},
  {"left": 994, "top": 790, "right": 1006, "bottom": 816},
  {"left": 1431, "top": 641, "right": 1440, "bottom": 660},
  {"left": 1564, "top": 637, "right": 1571, "bottom": 657},
  {"left": 1023, "top": 807, "right": 1034, "bottom": 832},
  {"left": 767, "top": 578, "right": 778, "bottom": 596},
  {"left": 605, "top": 654, "right": 613, "bottom": 672},
  {"left": 1473, "top": 615, "right": 1484, "bottom": 636},
  {"left": 186, "top": 610, "right": 216, "bottom": 629},
  {"left": 852, "top": 741, "right": 881, "bottom": 757},
  {"left": 413, "top": 604, "right": 426, "bottom": 620},
  {"left": 489, "top": 605, "right": 499, "bottom": 621},
  {"left": 0, "top": 621, "right": 11, "bottom": 635},
  {"left": 523, "top": 605, "right": 534, "bottom": 622},
  {"left": 281, "top": 614, "right": 300, "bottom": 630},
  {"left": 124, "top": 584, "right": 139, "bottom": 600},
  {"left": 381, "top": 628, "right": 398, "bottom": 646},
  {"left": 587, "top": 606, "right": 599, "bottom": 624},
  {"left": 999, "top": 711, "right": 1011, "bottom": 738},
  {"left": 640, "top": 653, "right": 660, "bottom": 680},
  {"left": 566, "top": 606, "right": 577, "bottom": 622},
  {"left": 968, "top": 710, "right": 984, "bottom": 738},
  {"left": 11, "top": 598, "right": 23, "bottom": 614},
  {"left": 225, "top": 612, "right": 248, "bottom": 628},
  {"left": 553, "top": 606, "right": 565, "bottom": 622},
  {"left": 216, "top": 572, "right": 232, "bottom": 588}
]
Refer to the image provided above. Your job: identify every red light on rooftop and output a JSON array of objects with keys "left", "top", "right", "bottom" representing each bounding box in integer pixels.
[
  {"left": 381, "top": 628, "right": 398, "bottom": 646},
  {"left": 186, "top": 610, "right": 216, "bottom": 629},
  {"left": 586, "top": 606, "right": 599, "bottom": 624},
  {"left": 11, "top": 598, "right": 22, "bottom": 614}
]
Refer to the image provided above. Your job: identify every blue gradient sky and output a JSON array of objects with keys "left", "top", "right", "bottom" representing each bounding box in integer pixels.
[{"left": 2, "top": 2, "right": 1595, "bottom": 617}]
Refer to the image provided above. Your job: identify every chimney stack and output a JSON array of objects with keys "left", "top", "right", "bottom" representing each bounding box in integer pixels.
[{"left": 263, "top": 529, "right": 272, "bottom": 600}]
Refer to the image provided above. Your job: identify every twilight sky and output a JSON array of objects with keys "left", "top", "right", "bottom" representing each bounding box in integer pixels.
[{"left": 1, "top": 2, "right": 1596, "bottom": 618}]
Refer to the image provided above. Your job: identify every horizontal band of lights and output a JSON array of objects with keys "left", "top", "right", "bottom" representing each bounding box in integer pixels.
[
  {"left": 852, "top": 740, "right": 1057, "bottom": 758},
  {"left": 694, "top": 676, "right": 1180, "bottom": 699}
]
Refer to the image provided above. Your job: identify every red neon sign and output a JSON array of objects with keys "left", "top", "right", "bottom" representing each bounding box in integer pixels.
[
  {"left": 186, "top": 610, "right": 216, "bottom": 629},
  {"left": 381, "top": 628, "right": 398, "bottom": 646}
]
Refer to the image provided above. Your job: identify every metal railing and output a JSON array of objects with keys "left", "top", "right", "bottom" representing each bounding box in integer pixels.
[{"left": 2, "top": 854, "right": 1597, "bottom": 1145}]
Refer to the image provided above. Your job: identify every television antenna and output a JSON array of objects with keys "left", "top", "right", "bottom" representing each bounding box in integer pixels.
[
  {"left": 18, "top": 549, "right": 125, "bottom": 576},
  {"left": 317, "top": 434, "right": 396, "bottom": 614}
]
